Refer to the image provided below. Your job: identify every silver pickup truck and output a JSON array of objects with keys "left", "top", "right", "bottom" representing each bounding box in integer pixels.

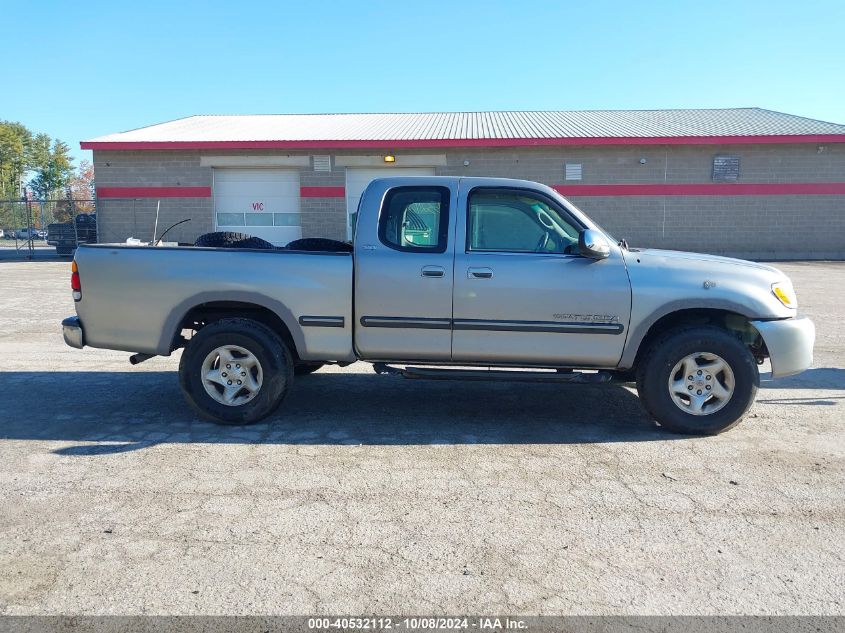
[{"left": 62, "top": 177, "right": 814, "bottom": 435}]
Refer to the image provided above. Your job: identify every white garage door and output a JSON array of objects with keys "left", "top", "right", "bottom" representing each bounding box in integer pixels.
[
  {"left": 213, "top": 169, "right": 302, "bottom": 246},
  {"left": 345, "top": 167, "right": 436, "bottom": 239}
]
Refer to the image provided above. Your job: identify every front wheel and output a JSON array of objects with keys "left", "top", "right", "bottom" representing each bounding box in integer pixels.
[
  {"left": 636, "top": 325, "right": 759, "bottom": 435},
  {"left": 179, "top": 318, "right": 293, "bottom": 424}
]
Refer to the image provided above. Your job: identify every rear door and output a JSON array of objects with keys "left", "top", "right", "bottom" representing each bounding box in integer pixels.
[
  {"left": 353, "top": 179, "right": 457, "bottom": 361},
  {"left": 452, "top": 185, "right": 631, "bottom": 367}
]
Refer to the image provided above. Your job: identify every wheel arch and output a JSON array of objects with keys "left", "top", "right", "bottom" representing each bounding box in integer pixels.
[
  {"left": 622, "top": 306, "right": 766, "bottom": 370},
  {"left": 159, "top": 292, "right": 304, "bottom": 360}
]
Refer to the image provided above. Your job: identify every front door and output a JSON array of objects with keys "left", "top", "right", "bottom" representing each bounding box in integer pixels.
[
  {"left": 354, "top": 180, "right": 457, "bottom": 361},
  {"left": 452, "top": 186, "right": 631, "bottom": 367}
]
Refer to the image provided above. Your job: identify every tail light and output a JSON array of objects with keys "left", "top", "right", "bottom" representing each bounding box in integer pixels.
[{"left": 71, "top": 260, "right": 81, "bottom": 301}]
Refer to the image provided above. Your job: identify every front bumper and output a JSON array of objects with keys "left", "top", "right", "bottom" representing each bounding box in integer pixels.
[
  {"left": 751, "top": 316, "right": 815, "bottom": 378},
  {"left": 62, "top": 316, "right": 85, "bottom": 349}
]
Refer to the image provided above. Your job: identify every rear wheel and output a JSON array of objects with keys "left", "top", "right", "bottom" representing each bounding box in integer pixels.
[
  {"left": 179, "top": 318, "right": 293, "bottom": 424},
  {"left": 636, "top": 325, "right": 758, "bottom": 435}
]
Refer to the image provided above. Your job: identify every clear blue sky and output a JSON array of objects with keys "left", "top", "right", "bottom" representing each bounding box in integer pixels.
[{"left": 3, "top": 0, "right": 844, "bottom": 164}]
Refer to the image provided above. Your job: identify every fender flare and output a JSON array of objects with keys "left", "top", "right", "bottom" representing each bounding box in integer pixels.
[
  {"left": 618, "top": 298, "right": 766, "bottom": 369},
  {"left": 156, "top": 290, "right": 305, "bottom": 356}
]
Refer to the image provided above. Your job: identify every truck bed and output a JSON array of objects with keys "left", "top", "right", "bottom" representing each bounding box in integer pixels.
[{"left": 74, "top": 244, "right": 354, "bottom": 360}]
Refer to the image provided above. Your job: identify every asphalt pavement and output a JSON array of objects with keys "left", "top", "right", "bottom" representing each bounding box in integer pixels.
[{"left": 0, "top": 257, "right": 842, "bottom": 615}]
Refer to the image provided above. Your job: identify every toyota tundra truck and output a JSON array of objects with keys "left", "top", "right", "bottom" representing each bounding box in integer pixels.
[{"left": 61, "top": 177, "right": 815, "bottom": 435}]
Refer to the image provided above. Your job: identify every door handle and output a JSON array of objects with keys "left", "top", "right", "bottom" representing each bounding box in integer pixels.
[
  {"left": 421, "top": 266, "right": 445, "bottom": 278},
  {"left": 468, "top": 267, "right": 493, "bottom": 279}
]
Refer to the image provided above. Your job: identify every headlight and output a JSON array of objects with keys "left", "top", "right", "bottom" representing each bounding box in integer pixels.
[{"left": 772, "top": 280, "right": 797, "bottom": 309}]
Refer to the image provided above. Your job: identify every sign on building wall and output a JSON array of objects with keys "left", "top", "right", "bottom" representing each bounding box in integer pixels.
[{"left": 712, "top": 156, "right": 741, "bottom": 182}]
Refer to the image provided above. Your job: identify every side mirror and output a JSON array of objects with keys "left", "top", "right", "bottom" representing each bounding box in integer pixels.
[{"left": 578, "top": 229, "right": 611, "bottom": 260}]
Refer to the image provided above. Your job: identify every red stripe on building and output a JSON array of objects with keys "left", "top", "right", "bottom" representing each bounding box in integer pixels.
[
  {"left": 97, "top": 186, "right": 212, "bottom": 198},
  {"left": 80, "top": 134, "right": 845, "bottom": 151},
  {"left": 93, "top": 182, "right": 845, "bottom": 200},
  {"left": 552, "top": 182, "right": 845, "bottom": 197},
  {"left": 300, "top": 186, "right": 346, "bottom": 198}
]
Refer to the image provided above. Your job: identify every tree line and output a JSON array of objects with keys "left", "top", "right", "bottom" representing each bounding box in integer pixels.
[{"left": 0, "top": 120, "right": 94, "bottom": 230}]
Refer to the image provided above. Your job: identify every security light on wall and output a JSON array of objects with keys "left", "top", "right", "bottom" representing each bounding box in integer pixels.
[{"left": 383, "top": 155, "right": 396, "bottom": 163}]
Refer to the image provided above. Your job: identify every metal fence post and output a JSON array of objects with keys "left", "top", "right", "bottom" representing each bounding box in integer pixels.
[{"left": 23, "top": 189, "right": 34, "bottom": 259}]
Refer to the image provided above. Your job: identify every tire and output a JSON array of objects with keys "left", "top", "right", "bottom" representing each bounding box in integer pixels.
[
  {"left": 286, "top": 237, "right": 353, "bottom": 253},
  {"left": 194, "top": 231, "right": 275, "bottom": 250},
  {"left": 294, "top": 362, "right": 325, "bottom": 376},
  {"left": 179, "top": 318, "right": 293, "bottom": 424},
  {"left": 56, "top": 247, "right": 75, "bottom": 257},
  {"left": 635, "top": 325, "right": 759, "bottom": 435}
]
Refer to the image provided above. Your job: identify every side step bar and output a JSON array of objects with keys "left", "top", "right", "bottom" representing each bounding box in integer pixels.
[{"left": 373, "top": 363, "right": 613, "bottom": 384}]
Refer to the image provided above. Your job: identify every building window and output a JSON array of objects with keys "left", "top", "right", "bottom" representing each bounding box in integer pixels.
[
  {"left": 712, "top": 155, "right": 740, "bottom": 182},
  {"left": 217, "top": 213, "right": 245, "bottom": 226},
  {"left": 217, "top": 212, "right": 301, "bottom": 227},
  {"left": 274, "top": 213, "right": 301, "bottom": 226},
  {"left": 245, "top": 213, "right": 274, "bottom": 227},
  {"left": 565, "top": 163, "right": 583, "bottom": 181}
]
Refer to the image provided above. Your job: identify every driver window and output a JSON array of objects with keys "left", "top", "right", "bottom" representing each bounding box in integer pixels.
[{"left": 467, "top": 188, "right": 580, "bottom": 254}]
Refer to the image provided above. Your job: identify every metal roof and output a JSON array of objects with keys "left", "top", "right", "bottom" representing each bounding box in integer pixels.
[{"left": 81, "top": 108, "right": 845, "bottom": 149}]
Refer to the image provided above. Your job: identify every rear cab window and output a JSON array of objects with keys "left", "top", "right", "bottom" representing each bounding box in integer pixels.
[{"left": 378, "top": 186, "right": 450, "bottom": 253}]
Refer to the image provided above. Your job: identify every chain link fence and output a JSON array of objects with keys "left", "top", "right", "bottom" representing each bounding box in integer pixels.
[{"left": 0, "top": 198, "right": 96, "bottom": 258}]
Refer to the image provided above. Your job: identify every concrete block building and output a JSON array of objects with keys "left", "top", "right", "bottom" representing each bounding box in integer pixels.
[{"left": 81, "top": 109, "right": 845, "bottom": 259}]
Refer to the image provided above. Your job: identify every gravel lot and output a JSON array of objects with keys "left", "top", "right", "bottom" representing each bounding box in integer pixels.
[{"left": 0, "top": 252, "right": 843, "bottom": 616}]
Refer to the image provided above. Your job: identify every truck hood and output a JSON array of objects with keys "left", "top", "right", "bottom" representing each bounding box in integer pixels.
[
  {"left": 623, "top": 248, "right": 796, "bottom": 320},
  {"left": 631, "top": 248, "right": 782, "bottom": 275}
]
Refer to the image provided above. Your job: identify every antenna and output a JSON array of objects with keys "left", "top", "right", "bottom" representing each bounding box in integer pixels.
[{"left": 155, "top": 218, "right": 191, "bottom": 245}]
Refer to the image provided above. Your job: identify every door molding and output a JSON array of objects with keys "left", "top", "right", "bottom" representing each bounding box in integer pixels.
[
  {"left": 359, "top": 316, "right": 623, "bottom": 334},
  {"left": 360, "top": 316, "right": 451, "bottom": 330},
  {"left": 453, "top": 318, "right": 624, "bottom": 335}
]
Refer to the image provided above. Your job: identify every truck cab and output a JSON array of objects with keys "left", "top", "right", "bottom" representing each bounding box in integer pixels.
[{"left": 353, "top": 177, "right": 630, "bottom": 368}]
